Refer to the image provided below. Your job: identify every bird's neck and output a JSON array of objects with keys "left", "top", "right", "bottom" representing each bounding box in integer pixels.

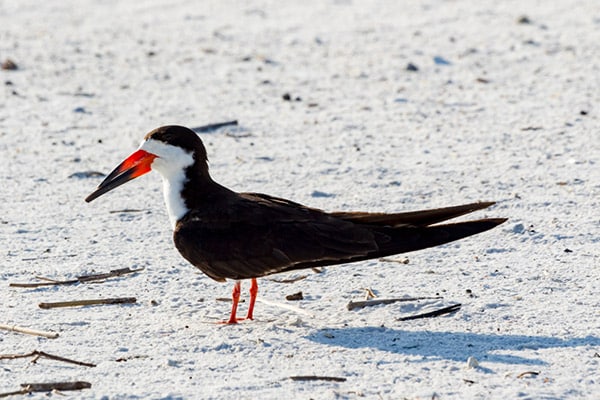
[
  {"left": 162, "top": 163, "right": 230, "bottom": 228},
  {"left": 161, "top": 167, "right": 190, "bottom": 229}
]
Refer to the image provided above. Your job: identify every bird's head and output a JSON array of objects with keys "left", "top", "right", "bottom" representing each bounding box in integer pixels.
[{"left": 85, "top": 125, "right": 207, "bottom": 203}]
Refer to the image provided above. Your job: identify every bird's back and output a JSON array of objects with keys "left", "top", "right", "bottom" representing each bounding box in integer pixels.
[{"left": 173, "top": 194, "right": 505, "bottom": 281}]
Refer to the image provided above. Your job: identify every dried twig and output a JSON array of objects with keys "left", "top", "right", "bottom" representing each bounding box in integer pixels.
[
  {"left": 267, "top": 275, "right": 308, "bottom": 283},
  {"left": 76, "top": 268, "right": 144, "bottom": 282},
  {"left": 397, "top": 303, "right": 461, "bottom": 321},
  {"left": 21, "top": 254, "right": 77, "bottom": 262},
  {"left": 109, "top": 209, "right": 147, "bottom": 214},
  {"left": 34, "top": 277, "right": 63, "bottom": 283},
  {"left": 0, "top": 388, "right": 28, "bottom": 398},
  {"left": 115, "top": 354, "right": 149, "bottom": 362},
  {"left": 362, "top": 287, "right": 377, "bottom": 300},
  {"left": 39, "top": 297, "right": 137, "bottom": 309},
  {"left": 347, "top": 296, "right": 443, "bottom": 311},
  {"left": 192, "top": 120, "right": 238, "bottom": 133},
  {"left": 10, "top": 267, "right": 144, "bottom": 288},
  {"left": 0, "top": 382, "right": 91, "bottom": 397},
  {"left": 0, "top": 324, "right": 58, "bottom": 339},
  {"left": 225, "top": 131, "right": 253, "bottom": 138},
  {"left": 290, "top": 375, "right": 346, "bottom": 382},
  {"left": 517, "top": 371, "right": 540, "bottom": 378},
  {"left": 379, "top": 257, "right": 409, "bottom": 264},
  {"left": 0, "top": 350, "right": 96, "bottom": 367},
  {"left": 22, "top": 381, "right": 91, "bottom": 392},
  {"left": 11, "top": 274, "right": 77, "bottom": 288}
]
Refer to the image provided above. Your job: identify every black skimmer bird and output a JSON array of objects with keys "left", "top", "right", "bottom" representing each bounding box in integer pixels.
[{"left": 85, "top": 125, "right": 506, "bottom": 323}]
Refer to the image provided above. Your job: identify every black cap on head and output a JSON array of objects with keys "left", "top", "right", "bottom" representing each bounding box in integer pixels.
[{"left": 145, "top": 125, "right": 208, "bottom": 163}]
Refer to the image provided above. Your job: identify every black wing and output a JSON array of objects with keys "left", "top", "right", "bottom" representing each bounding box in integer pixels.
[
  {"left": 173, "top": 192, "right": 379, "bottom": 281},
  {"left": 173, "top": 193, "right": 505, "bottom": 281}
]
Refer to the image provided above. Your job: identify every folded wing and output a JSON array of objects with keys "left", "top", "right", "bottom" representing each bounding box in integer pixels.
[{"left": 173, "top": 194, "right": 505, "bottom": 281}]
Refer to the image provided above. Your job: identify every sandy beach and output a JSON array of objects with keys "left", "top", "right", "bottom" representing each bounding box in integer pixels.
[{"left": 1, "top": 1, "right": 599, "bottom": 398}]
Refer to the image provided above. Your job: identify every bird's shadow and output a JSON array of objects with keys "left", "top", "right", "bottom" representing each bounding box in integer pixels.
[{"left": 306, "top": 327, "right": 599, "bottom": 367}]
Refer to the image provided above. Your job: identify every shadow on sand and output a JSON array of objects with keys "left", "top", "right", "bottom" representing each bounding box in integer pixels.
[{"left": 306, "top": 327, "right": 599, "bottom": 366}]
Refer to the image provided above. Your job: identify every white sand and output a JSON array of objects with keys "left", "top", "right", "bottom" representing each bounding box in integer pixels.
[{"left": 1, "top": 1, "right": 598, "bottom": 398}]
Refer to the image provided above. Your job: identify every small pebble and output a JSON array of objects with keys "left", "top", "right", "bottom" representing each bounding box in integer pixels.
[
  {"left": 466, "top": 356, "right": 479, "bottom": 369},
  {"left": 282, "top": 93, "right": 301, "bottom": 101},
  {"left": 285, "top": 291, "right": 304, "bottom": 301},
  {"left": 406, "top": 62, "right": 419, "bottom": 72},
  {"left": 167, "top": 359, "right": 180, "bottom": 367},
  {"left": 1, "top": 58, "right": 18, "bottom": 70},
  {"left": 517, "top": 15, "right": 532, "bottom": 24},
  {"left": 433, "top": 56, "right": 451, "bottom": 65},
  {"left": 311, "top": 190, "right": 335, "bottom": 198}
]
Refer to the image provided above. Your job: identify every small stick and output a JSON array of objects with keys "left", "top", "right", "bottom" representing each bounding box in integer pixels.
[
  {"left": 0, "top": 383, "right": 90, "bottom": 398},
  {"left": 517, "top": 371, "right": 540, "bottom": 379},
  {"left": 192, "top": 120, "right": 238, "bottom": 133},
  {"left": 109, "top": 208, "right": 147, "bottom": 214},
  {"left": 397, "top": 303, "right": 461, "bottom": 321},
  {"left": 0, "top": 350, "right": 96, "bottom": 367},
  {"left": 21, "top": 254, "right": 77, "bottom": 261},
  {"left": 267, "top": 274, "right": 308, "bottom": 283},
  {"left": 34, "top": 276, "right": 65, "bottom": 283},
  {"left": 362, "top": 287, "right": 377, "bottom": 300},
  {"left": 290, "top": 375, "right": 346, "bottom": 382},
  {"left": 0, "top": 388, "right": 29, "bottom": 398},
  {"left": 10, "top": 267, "right": 144, "bottom": 288},
  {"left": 0, "top": 324, "right": 59, "bottom": 339},
  {"left": 347, "top": 296, "right": 443, "bottom": 311},
  {"left": 39, "top": 297, "right": 136, "bottom": 309},
  {"left": 76, "top": 267, "right": 144, "bottom": 282},
  {"left": 379, "top": 257, "right": 409, "bottom": 264},
  {"left": 10, "top": 277, "right": 77, "bottom": 287},
  {"left": 20, "top": 381, "right": 91, "bottom": 392},
  {"left": 225, "top": 131, "right": 252, "bottom": 138}
]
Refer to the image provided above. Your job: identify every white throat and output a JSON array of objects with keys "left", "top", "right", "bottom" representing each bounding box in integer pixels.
[
  {"left": 140, "top": 139, "right": 195, "bottom": 228},
  {"left": 160, "top": 170, "right": 189, "bottom": 228}
]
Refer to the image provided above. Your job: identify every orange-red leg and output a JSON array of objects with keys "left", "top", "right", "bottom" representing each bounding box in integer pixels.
[
  {"left": 245, "top": 278, "right": 258, "bottom": 320},
  {"left": 226, "top": 280, "right": 242, "bottom": 324}
]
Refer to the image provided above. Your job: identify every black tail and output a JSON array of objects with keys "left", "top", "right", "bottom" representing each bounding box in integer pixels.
[
  {"left": 331, "top": 201, "right": 497, "bottom": 227},
  {"left": 371, "top": 217, "right": 507, "bottom": 257},
  {"left": 285, "top": 203, "right": 506, "bottom": 272}
]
